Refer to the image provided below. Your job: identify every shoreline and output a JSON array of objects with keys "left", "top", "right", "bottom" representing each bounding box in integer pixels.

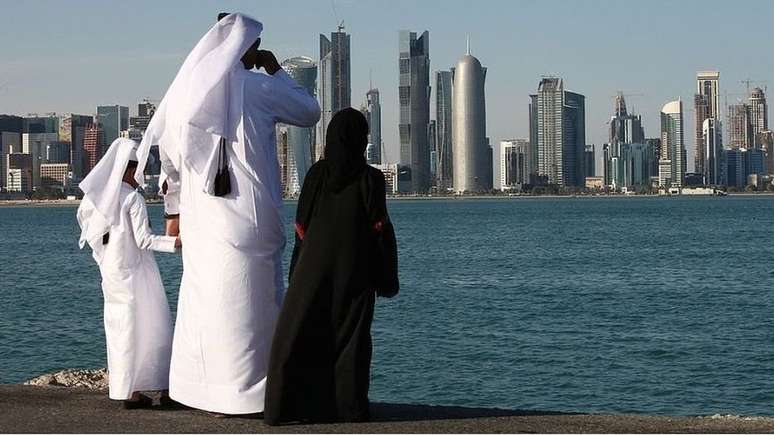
[
  {"left": 3, "top": 384, "right": 774, "bottom": 433},
  {"left": 1, "top": 192, "right": 774, "bottom": 207}
]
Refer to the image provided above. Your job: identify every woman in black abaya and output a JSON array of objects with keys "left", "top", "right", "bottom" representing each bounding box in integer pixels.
[{"left": 265, "top": 108, "right": 398, "bottom": 425}]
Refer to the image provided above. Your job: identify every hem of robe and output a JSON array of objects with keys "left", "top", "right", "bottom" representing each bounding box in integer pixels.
[
  {"left": 169, "top": 376, "right": 267, "bottom": 414},
  {"left": 108, "top": 379, "right": 170, "bottom": 400}
]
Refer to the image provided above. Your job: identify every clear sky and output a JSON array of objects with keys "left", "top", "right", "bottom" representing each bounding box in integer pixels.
[{"left": 3, "top": 0, "right": 774, "bottom": 171}]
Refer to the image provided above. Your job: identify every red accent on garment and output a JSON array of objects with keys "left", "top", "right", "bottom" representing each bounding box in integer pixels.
[
  {"left": 373, "top": 220, "right": 384, "bottom": 233},
  {"left": 295, "top": 222, "right": 306, "bottom": 240}
]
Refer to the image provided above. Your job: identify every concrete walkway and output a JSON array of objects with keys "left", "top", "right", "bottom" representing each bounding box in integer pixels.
[{"left": 2, "top": 385, "right": 774, "bottom": 433}]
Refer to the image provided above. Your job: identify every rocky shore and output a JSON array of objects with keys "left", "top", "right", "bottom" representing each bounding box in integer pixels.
[{"left": 6, "top": 370, "right": 774, "bottom": 433}]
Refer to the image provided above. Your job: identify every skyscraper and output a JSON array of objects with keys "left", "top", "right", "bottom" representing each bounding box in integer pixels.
[
  {"left": 695, "top": 71, "right": 719, "bottom": 174},
  {"left": 0, "top": 115, "right": 23, "bottom": 190},
  {"left": 530, "top": 77, "right": 586, "bottom": 187},
  {"left": 604, "top": 93, "right": 645, "bottom": 189},
  {"left": 728, "top": 103, "right": 753, "bottom": 149},
  {"left": 317, "top": 27, "right": 350, "bottom": 161},
  {"left": 434, "top": 70, "right": 453, "bottom": 190},
  {"left": 282, "top": 56, "right": 317, "bottom": 192},
  {"left": 83, "top": 124, "right": 103, "bottom": 176},
  {"left": 60, "top": 114, "right": 93, "bottom": 181},
  {"left": 498, "top": 139, "right": 529, "bottom": 190},
  {"left": 399, "top": 30, "right": 431, "bottom": 192},
  {"left": 364, "top": 87, "right": 382, "bottom": 165},
  {"left": 749, "top": 87, "right": 768, "bottom": 149},
  {"left": 23, "top": 132, "right": 58, "bottom": 190},
  {"left": 452, "top": 46, "right": 489, "bottom": 192},
  {"left": 97, "top": 105, "right": 129, "bottom": 151},
  {"left": 584, "top": 144, "right": 595, "bottom": 178},
  {"left": 703, "top": 118, "right": 723, "bottom": 185},
  {"left": 659, "top": 99, "right": 685, "bottom": 187}
]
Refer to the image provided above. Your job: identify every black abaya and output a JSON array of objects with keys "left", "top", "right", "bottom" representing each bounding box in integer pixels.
[{"left": 265, "top": 109, "right": 398, "bottom": 425}]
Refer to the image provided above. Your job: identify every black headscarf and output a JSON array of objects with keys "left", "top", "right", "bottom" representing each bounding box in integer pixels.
[{"left": 324, "top": 108, "right": 369, "bottom": 192}]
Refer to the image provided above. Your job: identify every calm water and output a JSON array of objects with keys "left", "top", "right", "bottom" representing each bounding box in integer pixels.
[{"left": 1, "top": 197, "right": 773, "bottom": 416}]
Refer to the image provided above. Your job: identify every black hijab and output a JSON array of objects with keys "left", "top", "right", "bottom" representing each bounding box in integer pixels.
[{"left": 323, "top": 107, "right": 369, "bottom": 193}]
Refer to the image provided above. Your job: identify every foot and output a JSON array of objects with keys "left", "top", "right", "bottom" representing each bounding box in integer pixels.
[{"left": 122, "top": 393, "right": 153, "bottom": 410}]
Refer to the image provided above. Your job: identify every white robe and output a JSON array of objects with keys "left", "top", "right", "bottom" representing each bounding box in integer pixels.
[
  {"left": 97, "top": 184, "right": 177, "bottom": 400},
  {"left": 164, "top": 68, "right": 320, "bottom": 414}
]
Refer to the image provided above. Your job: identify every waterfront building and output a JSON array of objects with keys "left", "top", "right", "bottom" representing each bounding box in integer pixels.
[
  {"left": 59, "top": 114, "right": 93, "bottom": 181},
  {"left": 40, "top": 163, "right": 70, "bottom": 190},
  {"left": 364, "top": 87, "right": 382, "bottom": 165},
  {"left": 694, "top": 71, "right": 720, "bottom": 174},
  {"left": 6, "top": 153, "right": 32, "bottom": 193},
  {"left": 452, "top": 45, "right": 489, "bottom": 193},
  {"left": 585, "top": 176, "right": 604, "bottom": 190},
  {"left": 45, "top": 141, "right": 70, "bottom": 164},
  {"left": 604, "top": 93, "right": 647, "bottom": 189},
  {"left": 497, "top": 139, "right": 529, "bottom": 190},
  {"left": 435, "top": 70, "right": 453, "bottom": 190},
  {"left": 282, "top": 56, "right": 317, "bottom": 189},
  {"left": 728, "top": 103, "right": 753, "bottom": 150},
  {"left": 317, "top": 27, "right": 350, "bottom": 161},
  {"left": 275, "top": 126, "right": 289, "bottom": 194},
  {"left": 23, "top": 132, "right": 58, "bottom": 190},
  {"left": 399, "top": 30, "right": 431, "bottom": 192},
  {"left": 703, "top": 118, "right": 723, "bottom": 185},
  {"left": 584, "top": 144, "right": 595, "bottom": 178},
  {"left": 659, "top": 99, "right": 685, "bottom": 187},
  {"left": 83, "top": 124, "right": 103, "bottom": 176},
  {"left": 723, "top": 148, "right": 765, "bottom": 189},
  {"left": 372, "top": 163, "right": 399, "bottom": 194},
  {"left": 23, "top": 115, "right": 59, "bottom": 134},
  {"left": 0, "top": 130, "right": 21, "bottom": 190},
  {"left": 129, "top": 100, "right": 156, "bottom": 132},
  {"left": 529, "top": 77, "right": 586, "bottom": 187},
  {"left": 757, "top": 130, "right": 774, "bottom": 174},
  {"left": 749, "top": 87, "right": 768, "bottom": 149},
  {"left": 96, "top": 105, "right": 129, "bottom": 154}
]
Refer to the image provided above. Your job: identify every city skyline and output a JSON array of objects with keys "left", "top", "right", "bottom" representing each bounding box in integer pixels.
[{"left": 3, "top": 1, "right": 774, "bottom": 171}]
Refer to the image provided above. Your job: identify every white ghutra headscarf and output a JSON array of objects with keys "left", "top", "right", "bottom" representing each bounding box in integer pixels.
[
  {"left": 135, "top": 12, "right": 263, "bottom": 195},
  {"left": 77, "top": 138, "right": 140, "bottom": 261}
]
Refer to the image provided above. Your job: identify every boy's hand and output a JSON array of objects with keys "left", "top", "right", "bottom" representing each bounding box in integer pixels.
[
  {"left": 166, "top": 216, "right": 180, "bottom": 237},
  {"left": 175, "top": 237, "right": 182, "bottom": 248}
]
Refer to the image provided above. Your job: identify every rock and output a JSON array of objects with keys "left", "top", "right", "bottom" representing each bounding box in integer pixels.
[{"left": 24, "top": 368, "right": 108, "bottom": 391}]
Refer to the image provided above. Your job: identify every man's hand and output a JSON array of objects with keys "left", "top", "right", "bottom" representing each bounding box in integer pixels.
[
  {"left": 166, "top": 216, "right": 180, "bottom": 237},
  {"left": 255, "top": 50, "right": 281, "bottom": 75},
  {"left": 174, "top": 236, "right": 182, "bottom": 249}
]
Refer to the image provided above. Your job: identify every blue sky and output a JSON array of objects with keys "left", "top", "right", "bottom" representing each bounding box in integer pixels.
[{"left": 3, "top": 0, "right": 774, "bottom": 170}]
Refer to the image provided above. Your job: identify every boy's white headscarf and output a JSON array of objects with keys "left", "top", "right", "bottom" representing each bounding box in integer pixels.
[
  {"left": 135, "top": 12, "right": 263, "bottom": 194},
  {"left": 77, "top": 138, "right": 140, "bottom": 261}
]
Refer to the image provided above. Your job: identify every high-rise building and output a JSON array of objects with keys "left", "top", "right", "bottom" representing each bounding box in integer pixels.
[
  {"left": 604, "top": 94, "right": 647, "bottom": 189},
  {"left": 317, "top": 27, "right": 351, "bottom": 161},
  {"left": 275, "top": 126, "right": 289, "bottom": 194},
  {"left": 59, "top": 114, "right": 93, "bottom": 181},
  {"left": 703, "top": 118, "right": 723, "bottom": 185},
  {"left": 498, "top": 139, "right": 529, "bottom": 190},
  {"left": 529, "top": 77, "right": 586, "bottom": 187},
  {"left": 96, "top": 105, "right": 129, "bottom": 152},
  {"left": 645, "top": 138, "right": 661, "bottom": 181},
  {"left": 40, "top": 163, "right": 70, "bottom": 190},
  {"left": 282, "top": 56, "right": 317, "bottom": 191},
  {"left": 398, "top": 30, "right": 431, "bottom": 192},
  {"left": 0, "top": 116, "right": 23, "bottom": 191},
  {"left": 452, "top": 46, "right": 489, "bottom": 193},
  {"left": 83, "top": 124, "right": 103, "bottom": 176},
  {"left": 528, "top": 94, "right": 538, "bottom": 177},
  {"left": 7, "top": 153, "right": 32, "bottom": 193},
  {"left": 584, "top": 144, "right": 596, "bottom": 178},
  {"left": 434, "top": 70, "right": 453, "bottom": 190},
  {"left": 23, "top": 132, "right": 58, "bottom": 190},
  {"left": 659, "top": 99, "right": 685, "bottom": 187},
  {"left": 129, "top": 100, "right": 157, "bottom": 131},
  {"left": 23, "top": 115, "right": 59, "bottom": 134},
  {"left": 45, "top": 141, "right": 70, "bottom": 164},
  {"left": 728, "top": 104, "right": 753, "bottom": 150},
  {"left": 723, "top": 148, "right": 765, "bottom": 189},
  {"left": 364, "top": 87, "right": 382, "bottom": 165},
  {"left": 695, "top": 71, "right": 719, "bottom": 174},
  {"left": 749, "top": 87, "right": 768, "bottom": 149}
]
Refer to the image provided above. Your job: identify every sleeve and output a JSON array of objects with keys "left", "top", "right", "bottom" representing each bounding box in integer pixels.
[
  {"left": 369, "top": 170, "right": 399, "bottom": 298},
  {"left": 127, "top": 192, "right": 178, "bottom": 253},
  {"left": 288, "top": 163, "right": 324, "bottom": 281},
  {"left": 159, "top": 148, "right": 181, "bottom": 216},
  {"left": 248, "top": 69, "right": 321, "bottom": 128}
]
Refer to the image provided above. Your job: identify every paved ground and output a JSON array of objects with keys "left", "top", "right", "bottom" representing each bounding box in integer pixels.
[{"left": 2, "top": 385, "right": 774, "bottom": 433}]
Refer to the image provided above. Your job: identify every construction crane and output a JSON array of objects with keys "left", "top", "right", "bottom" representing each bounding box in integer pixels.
[{"left": 740, "top": 79, "right": 768, "bottom": 96}]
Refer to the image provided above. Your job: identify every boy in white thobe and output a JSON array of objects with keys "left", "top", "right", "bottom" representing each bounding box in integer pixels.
[{"left": 77, "top": 138, "right": 180, "bottom": 408}]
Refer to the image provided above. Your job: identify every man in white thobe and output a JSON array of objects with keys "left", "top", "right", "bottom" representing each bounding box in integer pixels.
[
  {"left": 77, "top": 138, "right": 179, "bottom": 406},
  {"left": 136, "top": 13, "right": 320, "bottom": 414}
]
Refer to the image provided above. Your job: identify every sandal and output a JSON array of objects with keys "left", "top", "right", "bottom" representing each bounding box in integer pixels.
[{"left": 123, "top": 393, "right": 153, "bottom": 410}]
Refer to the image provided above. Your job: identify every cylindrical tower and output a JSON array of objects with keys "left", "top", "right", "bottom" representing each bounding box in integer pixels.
[{"left": 452, "top": 53, "right": 487, "bottom": 193}]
